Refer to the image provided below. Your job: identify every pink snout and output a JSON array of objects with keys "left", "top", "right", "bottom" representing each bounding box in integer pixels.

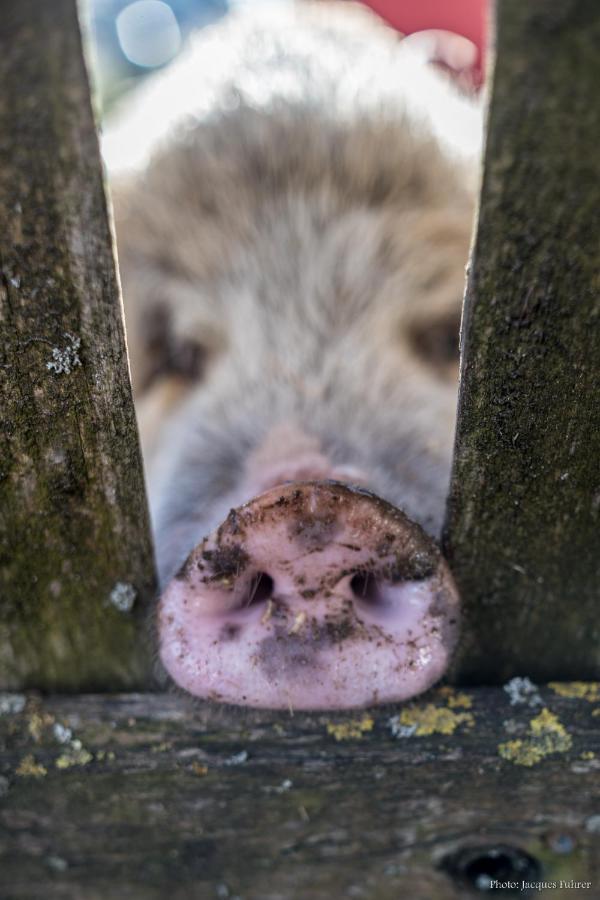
[{"left": 158, "top": 481, "right": 460, "bottom": 709}]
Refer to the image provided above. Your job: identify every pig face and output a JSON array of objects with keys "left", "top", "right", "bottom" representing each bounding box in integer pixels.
[{"left": 111, "top": 4, "right": 479, "bottom": 708}]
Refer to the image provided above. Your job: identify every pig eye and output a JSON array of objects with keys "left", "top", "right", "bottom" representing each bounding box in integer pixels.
[
  {"left": 142, "top": 305, "right": 205, "bottom": 388},
  {"left": 407, "top": 311, "right": 461, "bottom": 377},
  {"left": 170, "top": 338, "right": 205, "bottom": 381}
]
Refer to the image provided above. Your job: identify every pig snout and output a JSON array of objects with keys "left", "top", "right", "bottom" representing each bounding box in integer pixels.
[{"left": 158, "top": 481, "right": 459, "bottom": 710}]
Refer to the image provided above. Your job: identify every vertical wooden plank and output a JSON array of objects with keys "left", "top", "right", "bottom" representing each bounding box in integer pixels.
[
  {"left": 0, "top": 0, "right": 157, "bottom": 689},
  {"left": 445, "top": 0, "right": 600, "bottom": 682}
]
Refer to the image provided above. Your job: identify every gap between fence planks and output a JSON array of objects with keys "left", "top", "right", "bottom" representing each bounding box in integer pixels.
[
  {"left": 444, "top": 0, "right": 600, "bottom": 683},
  {"left": 0, "top": 0, "right": 157, "bottom": 690}
]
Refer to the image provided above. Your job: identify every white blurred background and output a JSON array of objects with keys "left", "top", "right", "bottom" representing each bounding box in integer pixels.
[
  {"left": 84, "top": 0, "right": 483, "bottom": 115},
  {"left": 85, "top": 0, "right": 295, "bottom": 112}
]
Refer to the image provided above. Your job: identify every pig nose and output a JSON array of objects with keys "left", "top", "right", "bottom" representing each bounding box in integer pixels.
[{"left": 158, "top": 481, "right": 460, "bottom": 710}]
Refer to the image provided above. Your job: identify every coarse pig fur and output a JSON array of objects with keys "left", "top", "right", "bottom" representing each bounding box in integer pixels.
[{"left": 106, "top": 1, "right": 482, "bottom": 587}]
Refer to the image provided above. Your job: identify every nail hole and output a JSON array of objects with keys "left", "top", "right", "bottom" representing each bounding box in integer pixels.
[
  {"left": 441, "top": 844, "right": 542, "bottom": 894},
  {"left": 350, "top": 572, "right": 379, "bottom": 606},
  {"left": 246, "top": 572, "right": 274, "bottom": 607}
]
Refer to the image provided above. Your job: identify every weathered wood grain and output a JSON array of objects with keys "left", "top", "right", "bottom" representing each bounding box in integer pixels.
[
  {"left": 0, "top": 0, "right": 157, "bottom": 689},
  {"left": 1, "top": 686, "right": 599, "bottom": 898},
  {"left": 444, "top": 0, "right": 600, "bottom": 682}
]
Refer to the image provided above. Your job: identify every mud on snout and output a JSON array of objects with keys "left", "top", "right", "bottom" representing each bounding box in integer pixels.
[{"left": 158, "top": 480, "right": 460, "bottom": 710}]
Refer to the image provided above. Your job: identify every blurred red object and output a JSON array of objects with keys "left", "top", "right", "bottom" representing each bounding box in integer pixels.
[{"left": 360, "top": 0, "right": 487, "bottom": 87}]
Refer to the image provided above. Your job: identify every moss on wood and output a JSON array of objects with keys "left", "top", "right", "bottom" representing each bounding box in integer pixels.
[
  {"left": 444, "top": 0, "right": 600, "bottom": 682},
  {"left": 0, "top": 0, "right": 157, "bottom": 688}
]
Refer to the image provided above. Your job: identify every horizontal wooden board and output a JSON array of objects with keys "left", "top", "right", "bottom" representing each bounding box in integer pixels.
[{"left": 1, "top": 686, "right": 599, "bottom": 898}]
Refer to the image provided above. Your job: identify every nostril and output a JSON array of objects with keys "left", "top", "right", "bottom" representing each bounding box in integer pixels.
[
  {"left": 246, "top": 572, "right": 274, "bottom": 607},
  {"left": 350, "top": 571, "right": 379, "bottom": 606}
]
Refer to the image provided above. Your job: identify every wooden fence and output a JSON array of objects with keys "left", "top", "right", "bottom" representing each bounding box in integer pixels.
[{"left": 0, "top": 0, "right": 156, "bottom": 691}]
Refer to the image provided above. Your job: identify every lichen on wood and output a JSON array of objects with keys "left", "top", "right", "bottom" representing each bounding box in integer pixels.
[
  {"left": 0, "top": 0, "right": 157, "bottom": 689},
  {"left": 0, "top": 687, "right": 598, "bottom": 898},
  {"left": 444, "top": 0, "right": 600, "bottom": 683}
]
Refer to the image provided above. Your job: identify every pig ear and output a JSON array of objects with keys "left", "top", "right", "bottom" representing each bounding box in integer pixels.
[{"left": 363, "top": 0, "right": 485, "bottom": 87}]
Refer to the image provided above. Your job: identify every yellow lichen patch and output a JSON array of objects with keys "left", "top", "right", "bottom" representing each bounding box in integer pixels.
[
  {"left": 592, "top": 709, "right": 600, "bottom": 718},
  {"left": 549, "top": 682, "right": 600, "bottom": 702},
  {"left": 326, "top": 715, "right": 374, "bottom": 741},
  {"left": 55, "top": 747, "right": 93, "bottom": 769},
  {"left": 448, "top": 693, "right": 473, "bottom": 710},
  {"left": 95, "top": 750, "right": 116, "bottom": 762},
  {"left": 436, "top": 686, "right": 473, "bottom": 708},
  {"left": 498, "top": 740, "right": 542, "bottom": 767},
  {"left": 529, "top": 708, "right": 566, "bottom": 735},
  {"left": 16, "top": 754, "right": 47, "bottom": 778},
  {"left": 580, "top": 752, "right": 595, "bottom": 761},
  {"left": 395, "top": 704, "right": 474, "bottom": 736},
  {"left": 27, "top": 711, "right": 54, "bottom": 742},
  {"left": 498, "top": 708, "right": 572, "bottom": 767}
]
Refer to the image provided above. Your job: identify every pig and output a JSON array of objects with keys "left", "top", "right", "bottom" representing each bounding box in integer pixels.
[{"left": 106, "top": 1, "right": 482, "bottom": 710}]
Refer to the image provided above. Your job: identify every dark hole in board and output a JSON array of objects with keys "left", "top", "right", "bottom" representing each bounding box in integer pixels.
[{"left": 441, "top": 844, "right": 542, "bottom": 895}]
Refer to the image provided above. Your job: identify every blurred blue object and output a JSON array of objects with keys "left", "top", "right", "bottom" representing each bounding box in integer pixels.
[{"left": 87, "top": 0, "right": 230, "bottom": 108}]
